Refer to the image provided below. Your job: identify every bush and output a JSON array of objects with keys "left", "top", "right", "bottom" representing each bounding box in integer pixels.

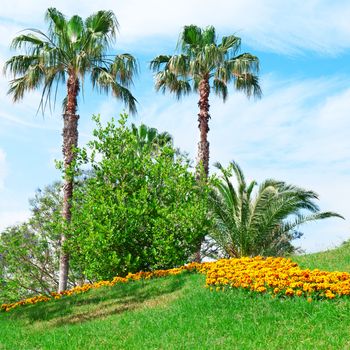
[{"left": 69, "top": 114, "right": 210, "bottom": 280}]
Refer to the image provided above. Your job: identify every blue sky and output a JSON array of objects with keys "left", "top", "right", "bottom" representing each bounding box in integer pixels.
[{"left": 0, "top": 0, "right": 350, "bottom": 252}]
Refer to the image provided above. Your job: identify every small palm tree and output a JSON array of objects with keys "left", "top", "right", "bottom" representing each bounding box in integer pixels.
[
  {"left": 209, "top": 161, "right": 344, "bottom": 258},
  {"left": 4, "top": 8, "right": 138, "bottom": 291},
  {"left": 150, "top": 25, "right": 261, "bottom": 179},
  {"left": 131, "top": 123, "right": 173, "bottom": 154}
]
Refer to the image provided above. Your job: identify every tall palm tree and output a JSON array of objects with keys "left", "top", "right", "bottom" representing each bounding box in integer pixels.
[
  {"left": 4, "top": 8, "right": 138, "bottom": 292},
  {"left": 209, "top": 161, "right": 344, "bottom": 258},
  {"left": 150, "top": 25, "right": 261, "bottom": 179}
]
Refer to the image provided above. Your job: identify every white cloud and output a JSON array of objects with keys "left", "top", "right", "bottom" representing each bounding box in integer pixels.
[
  {"left": 0, "top": 210, "right": 30, "bottom": 231},
  {"left": 0, "top": 149, "right": 7, "bottom": 190},
  {"left": 0, "top": 67, "right": 62, "bottom": 131},
  {"left": 0, "top": 22, "right": 23, "bottom": 49},
  {"left": 1, "top": 0, "right": 350, "bottom": 54}
]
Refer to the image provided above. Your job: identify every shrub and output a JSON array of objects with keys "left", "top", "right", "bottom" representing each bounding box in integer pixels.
[{"left": 69, "top": 114, "right": 210, "bottom": 280}]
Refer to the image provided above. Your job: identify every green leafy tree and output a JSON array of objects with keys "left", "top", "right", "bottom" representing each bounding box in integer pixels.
[
  {"left": 209, "top": 161, "right": 344, "bottom": 258},
  {"left": 69, "top": 115, "right": 210, "bottom": 280},
  {"left": 150, "top": 25, "right": 261, "bottom": 179},
  {"left": 0, "top": 183, "right": 62, "bottom": 302},
  {"left": 4, "top": 8, "right": 138, "bottom": 291}
]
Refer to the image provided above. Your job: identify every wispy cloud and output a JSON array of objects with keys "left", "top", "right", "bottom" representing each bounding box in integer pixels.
[
  {"left": 0, "top": 148, "right": 7, "bottom": 190},
  {"left": 0, "top": 209, "right": 30, "bottom": 231},
  {"left": 0, "top": 22, "right": 24, "bottom": 49},
  {"left": 137, "top": 74, "right": 350, "bottom": 168},
  {"left": 0, "top": 110, "right": 61, "bottom": 131},
  {"left": 0, "top": 68, "right": 62, "bottom": 131},
  {"left": 1, "top": 0, "right": 350, "bottom": 55}
]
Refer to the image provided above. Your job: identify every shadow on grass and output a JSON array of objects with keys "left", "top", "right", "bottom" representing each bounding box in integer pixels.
[{"left": 7, "top": 272, "right": 191, "bottom": 328}]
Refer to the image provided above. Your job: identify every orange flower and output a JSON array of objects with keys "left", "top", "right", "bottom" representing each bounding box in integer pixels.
[{"left": 3, "top": 256, "right": 350, "bottom": 313}]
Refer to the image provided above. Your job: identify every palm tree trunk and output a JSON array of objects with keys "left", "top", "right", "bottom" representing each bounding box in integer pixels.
[
  {"left": 58, "top": 71, "right": 79, "bottom": 292},
  {"left": 196, "top": 77, "right": 210, "bottom": 179},
  {"left": 194, "top": 77, "right": 210, "bottom": 262}
]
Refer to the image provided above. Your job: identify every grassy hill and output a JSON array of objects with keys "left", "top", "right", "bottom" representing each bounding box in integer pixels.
[
  {"left": 1, "top": 243, "right": 350, "bottom": 350},
  {"left": 293, "top": 240, "right": 350, "bottom": 272}
]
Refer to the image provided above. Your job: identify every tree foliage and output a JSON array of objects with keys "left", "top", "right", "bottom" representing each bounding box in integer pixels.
[
  {"left": 68, "top": 114, "right": 210, "bottom": 280},
  {"left": 0, "top": 183, "right": 63, "bottom": 302},
  {"left": 208, "top": 161, "right": 344, "bottom": 258},
  {"left": 4, "top": 8, "right": 138, "bottom": 114},
  {"left": 150, "top": 25, "right": 261, "bottom": 101}
]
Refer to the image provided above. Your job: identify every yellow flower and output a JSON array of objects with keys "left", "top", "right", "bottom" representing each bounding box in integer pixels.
[{"left": 285, "top": 288, "right": 294, "bottom": 296}]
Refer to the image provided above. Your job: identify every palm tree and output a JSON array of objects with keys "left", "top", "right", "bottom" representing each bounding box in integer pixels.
[
  {"left": 209, "top": 161, "right": 344, "bottom": 258},
  {"left": 150, "top": 25, "right": 261, "bottom": 179},
  {"left": 131, "top": 123, "right": 173, "bottom": 154},
  {"left": 4, "top": 8, "right": 138, "bottom": 292}
]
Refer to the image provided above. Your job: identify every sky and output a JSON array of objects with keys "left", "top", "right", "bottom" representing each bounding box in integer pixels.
[{"left": 0, "top": 0, "right": 350, "bottom": 253}]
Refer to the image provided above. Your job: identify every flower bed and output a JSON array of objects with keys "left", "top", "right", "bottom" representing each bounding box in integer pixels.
[
  {"left": 0, "top": 263, "right": 201, "bottom": 312},
  {"left": 204, "top": 256, "right": 350, "bottom": 300},
  {"left": 2, "top": 257, "right": 350, "bottom": 312}
]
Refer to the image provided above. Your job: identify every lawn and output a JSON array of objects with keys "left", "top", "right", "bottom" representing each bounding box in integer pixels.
[
  {"left": 1, "top": 244, "right": 350, "bottom": 350},
  {"left": 293, "top": 241, "right": 350, "bottom": 273}
]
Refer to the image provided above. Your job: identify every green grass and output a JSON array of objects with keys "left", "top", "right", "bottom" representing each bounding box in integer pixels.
[
  {"left": 1, "top": 243, "right": 350, "bottom": 350},
  {"left": 293, "top": 240, "right": 350, "bottom": 272}
]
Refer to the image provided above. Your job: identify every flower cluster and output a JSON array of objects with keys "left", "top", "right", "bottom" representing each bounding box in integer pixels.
[
  {"left": 204, "top": 256, "right": 350, "bottom": 300},
  {"left": 0, "top": 295, "right": 51, "bottom": 312},
  {"left": 2, "top": 257, "right": 350, "bottom": 312},
  {"left": 0, "top": 263, "right": 201, "bottom": 312}
]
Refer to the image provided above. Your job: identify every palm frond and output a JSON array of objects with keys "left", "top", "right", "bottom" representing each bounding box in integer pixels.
[
  {"left": 4, "top": 55, "right": 38, "bottom": 76},
  {"left": 152, "top": 25, "right": 261, "bottom": 104},
  {"left": 109, "top": 54, "right": 138, "bottom": 87},
  {"left": 7, "top": 63, "right": 45, "bottom": 102},
  {"left": 154, "top": 70, "right": 191, "bottom": 99},
  {"left": 149, "top": 55, "right": 171, "bottom": 72},
  {"left": 229, "top": 53, "right": 260, "bottom": 75},
  {"left": 178, "top": 25, "right": 203, "bottom": 52},
  {"left": 5, "top": 9, "right": 136, "bottom": 117},
  {"left": 91, "top": 66, "right": 137, "bottom": 114},
  {"left": 212, "top": 78, "right": 228, "bottom": 101},
  {"left": 201, "top": 26, "right": 216, "bottom": 45},
  {"left": 66, "top": 15, "right": 84, "bottom": 44},
  {"left": 85, "top": 10, "right": 118, "bottom": 46},
  {"left": 213, "top": 162, "right": 240, "bottom": 222},
  {"left": 168, "top": 54, "right": 189, "bottom": 76},
  {"left": 131, "top": 123, "right": 173, "bottom": 154},
  {"left": 219, "top": 35, "right": 241, "bottom": 53},
  {"left": 10, "top": 33, "right": 46, "bottom": 51},
  {"left": 45, "top": 8, "right": 66, "bottom": 34},
  {"left": 230, "top": 160, "right": 246, "bottom": 190},
  {"left": 234, "top": 73, "right": 262, "bottom": 99},
  {"left": 208, "top": 162, "right": 343, "bottom": 258}
]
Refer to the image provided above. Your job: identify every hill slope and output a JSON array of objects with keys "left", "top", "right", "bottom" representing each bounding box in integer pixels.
[
  {"left": 1, "top": 244, "right": 350, "bottom": 350},
  {"left": 293, "top": 240, "right": 350, "bottom": 272}
]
